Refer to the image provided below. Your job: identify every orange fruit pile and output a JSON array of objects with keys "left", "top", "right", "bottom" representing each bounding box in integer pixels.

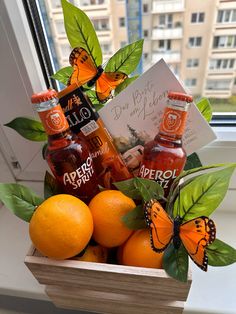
[{"left": 28, "top": 190, "right": 163, "bottom": 269}]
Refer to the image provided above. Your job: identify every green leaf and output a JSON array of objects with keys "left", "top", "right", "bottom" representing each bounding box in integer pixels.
[
  {"left": 5, "top": 117, "right": 47, "bottom": 142},
  {"left": 173, "top": 165, "right": 236, "bottom": 221},
  {"left": 122, "top": 205, "right": 146, "bottom": 230},
  {"left": 44, "top": 171, "right": 61, "bottom": 199},
  {"left": 86, "top": 90, "right": 104, "bottom": 111},
  {"left": 114, "top": 177, "right": 164, "bottom": 202},
  {"left": 196, "top": 98, "right": 212, "bottom": 123},
  {"left": 105, "top": 39, "right": 144, "bottom": 75},
  {"left": 51, "top": 66, "right": 73, "bottom": 85},
  {"left": 133, "top": 177, "right": 164, "bottom": 202},
  {"left": 115, "top": 76, "right": 139, "bottom": 96},
  {"left": 168, "top": 163, "right": 229, "bottom": 203},
  {"left": 163, "top": 243, "right": 189, "bottom": 282},
  {"left": 0, "top": 183, "right": 43, "bottom": 222},
  {"left": 184, "top": 153, "right": 202, "bottom": 171},
  {"left": 207, "top": 239, "right": 236, "bottom": 266},
  {"left": 61, "top": 0, "right": 102, "bottom": 66},
  {"left": 114, "top": 178, "right": 142, "bottom": 200}
]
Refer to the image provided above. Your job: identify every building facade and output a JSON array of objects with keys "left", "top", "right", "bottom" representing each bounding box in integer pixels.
[{"left": 44, "top": 0, "right": 236, "bottom": 98}]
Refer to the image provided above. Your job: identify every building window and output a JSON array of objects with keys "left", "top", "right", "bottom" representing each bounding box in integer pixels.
[
  {"left": 159, "top": 39, "right": 171, "bottom": 51},
  {"left": 51, "top": 0, "right": 61, "bottom": 9},
  {"left": 188, "top": 37, "right": 202, "bottom": 47},
  {"left": 217, "top": 9, "right": 236, "bottom": 23},
  {"left": 92, "top": 19, "right": 109, "bottom": 31},
  {"left": 143, "top": 3, "right": 148, "bottom": 13},
  {"left": 191, "top": 12, "right": 205, "bottom": 23},
  {"left": 209, "top": 59, "right": 235, "bottom": 70},
  {"left": 213, "top": 35, "right": 236, "bottom": 48},
  {"left": 159, "top": 14, "right": 173, "bottom": 28},
  {"left": 143, "top": 29, "right": 149, "bottom": 38},
  {"left": 80, "top": 0, "right": 106, "bottom": 4},
  {"left": 54, "top": 20, "right": 65, "bottom": 36},
  {"left": 185, "top": 78, "right": 197, "bottom": 87},
  {"left": 119, "top": 17, "right": 126, "bottom": 27},
  {"left": 60, "top": 43, "right": 71, "bottom": 59},
  {"left": 101, "top": 43, "right": 111, "bottom": 54},
  {"left": 206, "top": 79, "right": 231, "bottom": 90},
  {"left": 186, "top": 59, "right": 199, "bottom": 68}
]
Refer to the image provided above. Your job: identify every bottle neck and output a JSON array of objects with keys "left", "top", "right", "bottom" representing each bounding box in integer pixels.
[
  {"left": 35, "top": 98, "right": 71, "bottom": 139},
  {"left": 158, "top": 99, "right": 189, "bottom": 140}
]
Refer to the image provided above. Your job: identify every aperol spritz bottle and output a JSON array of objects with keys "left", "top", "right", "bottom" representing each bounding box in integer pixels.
[
  {"left": 58, "top": 84, "right": 133, "bottom": 189},
  {"left": 138, "top": 91, "right": 193, "bottom": 196},
  {"left": 31, "top": 89, "right": 98, "bottom": 203}
]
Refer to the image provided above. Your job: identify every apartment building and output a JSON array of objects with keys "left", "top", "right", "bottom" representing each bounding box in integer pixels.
[
  {"left": 44, "top": 0, "right": 236, "bottom": 98},
  {"left": 44, "top": 0, "right": 127, "bottom": 68},
  {"left": 142, "top": 0, "right": 236, "bottom": 98}
]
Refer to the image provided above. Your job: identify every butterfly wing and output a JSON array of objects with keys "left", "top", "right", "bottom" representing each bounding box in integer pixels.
[
  {"left": 179, "top": 217, "right": 216, "bottom": 271},
  {"left": 68, "top": 47, "right": 97, "bottom": 86},
  {"left": 96, "top": 72, "right": 127, "bottom": 102},
  {"left": 145, "top": 199, "right": 173, "bottom": 252}
]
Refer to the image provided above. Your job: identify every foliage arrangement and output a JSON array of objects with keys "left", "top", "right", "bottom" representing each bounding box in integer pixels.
[{"left": 0, "top": 0, "right": 236, "bottom": 283}]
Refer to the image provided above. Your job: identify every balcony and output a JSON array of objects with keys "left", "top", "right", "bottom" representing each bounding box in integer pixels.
[
  {"left": 152, "top": 0, "right": 185, "bottom": 13},
  {"left": 152, "top": 51, "right": 181, "bottom": 63},
  {"left": 152, "top": 27, "right": 183, "bottom": 40}
]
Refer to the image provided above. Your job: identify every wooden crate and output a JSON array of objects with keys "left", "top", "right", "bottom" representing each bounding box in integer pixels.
[{"left": 25, "top": 247, "right": 192, "bottom": 314}]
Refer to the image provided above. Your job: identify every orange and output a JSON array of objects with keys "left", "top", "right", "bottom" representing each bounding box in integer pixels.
[
  {"left": 89, "top": 190, "right": 136, "bottom": 248},
  {"left": 74, "top": 244, "right": 108, "bottom": 263},
  {"left": 120, "top": 229, "right": 164, "bottom": 268},
  {"left": 29, "top": 194, "right": 93, "bottom": 260}
]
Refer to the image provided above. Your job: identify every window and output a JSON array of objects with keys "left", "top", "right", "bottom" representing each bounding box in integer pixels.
[
  {"left": 93, "top": 19, "right": 109, "bottom": 31},
  {"left": 209, "top": 59, "right": 235, "bottom": 70},
  {"left": 100, "top": 43, "right": 111, "bottom": 54},
  {"left": 143, "top": 3, "right": 148, "bottom": 13},
  {"left": 191, "top": 12, "right": 205, "bottom": 23},
  {"left": 206, "top": 79, "right": 232, "bottom": 90},
  {"left": 119, "top": 17, "right": 125, "bottom": 27},
  {"left": 60, "top": 43, "right": 71, "bottom": 59},
  {"left": 186, "top": 59, "right": 199, "bottom": 68},
  {"left": 159, "top": 39, "right": 171, "bottom": 51},
  {"left": 159, "top": 14, "right": 173, "bottom": 28},
  {"left": 188, "top": 37, "right": 202, "bottom": 47},
  {"left": 143, "top": 29, "right": 149, "bottom": 38},
  {"left": 7, "top": 0, "right": 236, "bottom": 122},
  {"left": 213, "top": 35, "right": 236, "bottom": 48},
  {"left": 185, "top": 78, "right": 197, "bottom": 87},
  {"left": 217, "top": 9, "right": 236, "bottom": 23},
  {"left": 79, "top": 0, "right": 106, "bottom": 5},
  {"left": 54, "top": 20, "right": 66, "bottom": 36}
]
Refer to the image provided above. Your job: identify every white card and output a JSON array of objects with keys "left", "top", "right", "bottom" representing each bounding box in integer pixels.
[{"left": 99, "top": 59, "right": 216, "bottom": 157}]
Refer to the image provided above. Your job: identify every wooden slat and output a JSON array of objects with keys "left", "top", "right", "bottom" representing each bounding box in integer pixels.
[
  {"left": 46, "top": 285, "right": 185, "bottom": 314},
  {"left": 25, "top": 256, "right": 192, "bottom": 302}
]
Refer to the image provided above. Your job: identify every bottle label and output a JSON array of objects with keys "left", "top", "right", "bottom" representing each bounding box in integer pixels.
[
  {"left": 139, "top": 165, "right": 178, "bottom": 189},
  {"left": 38, "top": 105, "right": 69, "bottom": 135},
  {"left": 59, "top": 86, "right": 132, "bottom": 188},
  {"left": 159, "top": 108, "right": 187, "bottom": 136},
  {"left": 63, "top": 156, "right": 94, "bottom": 190}
]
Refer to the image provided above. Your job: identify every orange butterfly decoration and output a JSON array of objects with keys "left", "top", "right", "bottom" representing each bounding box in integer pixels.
[
  {"left": 144, "top": 199, "right": 216, "bottom": 271},
  {"left": 68, "top": 47, "right": 127, "bottom": 102}
]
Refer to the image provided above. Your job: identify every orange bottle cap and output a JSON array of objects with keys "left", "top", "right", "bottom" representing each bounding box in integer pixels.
[
  {"left": 168, "top": 92, "right": 193, "bottom": 103},
  {"left": 31, "top": 89, "right": 57, "bottom": 104}
]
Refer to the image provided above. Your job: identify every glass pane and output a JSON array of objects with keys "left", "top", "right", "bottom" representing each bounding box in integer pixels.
[{"left": 34, "top": 0, "right": 236, "bottom": 116}]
